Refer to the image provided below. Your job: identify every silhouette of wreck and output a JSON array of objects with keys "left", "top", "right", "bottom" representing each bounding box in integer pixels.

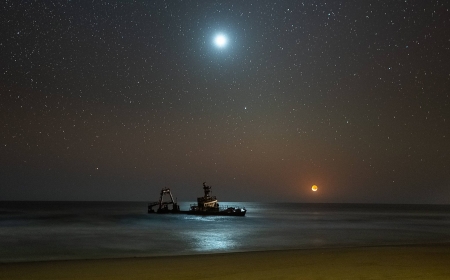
[{"left": 148, "top": 182, "right": 246, "bottom": 216}]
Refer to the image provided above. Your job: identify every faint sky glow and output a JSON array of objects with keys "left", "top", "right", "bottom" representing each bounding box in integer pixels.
[{"left": 0, "top": 1, "right": 449, "bottom": 203}]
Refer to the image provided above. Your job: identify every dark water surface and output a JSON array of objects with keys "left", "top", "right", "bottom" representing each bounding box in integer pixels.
[{"left": 1, "top": 201, "right": 450, "bottom": 262}]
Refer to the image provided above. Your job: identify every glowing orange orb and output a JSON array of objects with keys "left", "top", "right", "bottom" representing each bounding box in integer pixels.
[{"left": 311, "top": 185, "right": 318, "bottom": 192}]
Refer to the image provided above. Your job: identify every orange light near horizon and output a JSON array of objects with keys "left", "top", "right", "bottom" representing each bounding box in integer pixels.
[{"left": 311, "top": 185, "right": 318, "bottom": 192}]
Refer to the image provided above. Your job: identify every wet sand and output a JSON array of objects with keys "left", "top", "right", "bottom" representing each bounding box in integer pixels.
[{"left": 1, "top": 244, "right": 450, "bottom": 280}]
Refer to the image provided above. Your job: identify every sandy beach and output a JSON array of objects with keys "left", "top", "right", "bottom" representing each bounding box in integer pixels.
[{"left": 1, "top": 244, "right": 449, "bottom": 280}]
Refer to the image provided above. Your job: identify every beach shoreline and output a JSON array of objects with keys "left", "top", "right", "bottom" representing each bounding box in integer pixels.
[{"left": 1, "top": 244, "right": 449, "bottom": 280}]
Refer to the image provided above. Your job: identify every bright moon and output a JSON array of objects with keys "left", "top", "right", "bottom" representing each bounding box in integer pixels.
[
  {"left": 312, "top": 185, "right": 318, "bottom": 192},
  {"left": 214, "top": 34, "right": 227, "bottom": 48}
]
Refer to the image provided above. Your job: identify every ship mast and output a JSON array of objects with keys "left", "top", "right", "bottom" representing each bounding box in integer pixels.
[{"left": 202, "top": 182, "right": 212, "bottom": 198}]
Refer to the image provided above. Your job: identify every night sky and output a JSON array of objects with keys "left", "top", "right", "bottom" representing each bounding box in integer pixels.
[{"left": 1, "top": 1, "right": 449, "bottom": 203}]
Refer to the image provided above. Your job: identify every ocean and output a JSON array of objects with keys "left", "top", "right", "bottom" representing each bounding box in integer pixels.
[{"left": 1, "top": 201, "right": 450, "bottom": 263}]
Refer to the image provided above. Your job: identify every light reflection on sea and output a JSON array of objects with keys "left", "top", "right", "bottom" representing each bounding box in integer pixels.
[{"left": 1, "top": 201, "right": 450, "bottom": 262}]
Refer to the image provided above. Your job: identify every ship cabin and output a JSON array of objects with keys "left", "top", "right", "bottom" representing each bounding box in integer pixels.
[{"left": 190, "top": 182, "right": 220, "bottom": 211}]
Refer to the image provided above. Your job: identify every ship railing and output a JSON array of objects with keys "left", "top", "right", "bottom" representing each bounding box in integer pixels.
[
  {"left": 220, "top": 205, "right": 246, "bottom": 211},
  {"left": 197, "top": 196, "right": 217, "bottom": 202},
  {"left": 148, "top": 201, "right": 175, "bottom": 207},
  {"left": 148, "top": 201, "right": 159, "bottom": 207},
  {"left": 189, "top": 204, "right": 245, "bottom": 211}
]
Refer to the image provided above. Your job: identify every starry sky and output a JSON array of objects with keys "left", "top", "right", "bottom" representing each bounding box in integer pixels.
[{"left": 1, "top": 0, "right": 449, "bottom": 203}]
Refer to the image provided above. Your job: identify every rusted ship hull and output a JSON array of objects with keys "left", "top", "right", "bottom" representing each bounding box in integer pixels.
[
  {"left": 184, "top": 210, "right": 246, "bottom": 216},
  {"left": 148, "top": 207, "right": 246, "bottom": 216}
]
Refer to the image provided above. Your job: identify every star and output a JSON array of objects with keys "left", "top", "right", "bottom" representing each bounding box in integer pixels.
[{"left": 213, "top": 34, "right": 228, "bottom": 48}]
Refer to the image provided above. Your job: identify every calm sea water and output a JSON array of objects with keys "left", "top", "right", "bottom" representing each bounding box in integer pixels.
[{"left": 1, "top": 201, "right": 450, "bottom": 263}]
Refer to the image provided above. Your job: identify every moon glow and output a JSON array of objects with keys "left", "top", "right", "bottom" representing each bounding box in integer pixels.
[
  {"left": 214, "top": 34, "right": 228, "bottom": 48},
  {"left": 312, "top": 185, "right": 318, "bottom": 192}
]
